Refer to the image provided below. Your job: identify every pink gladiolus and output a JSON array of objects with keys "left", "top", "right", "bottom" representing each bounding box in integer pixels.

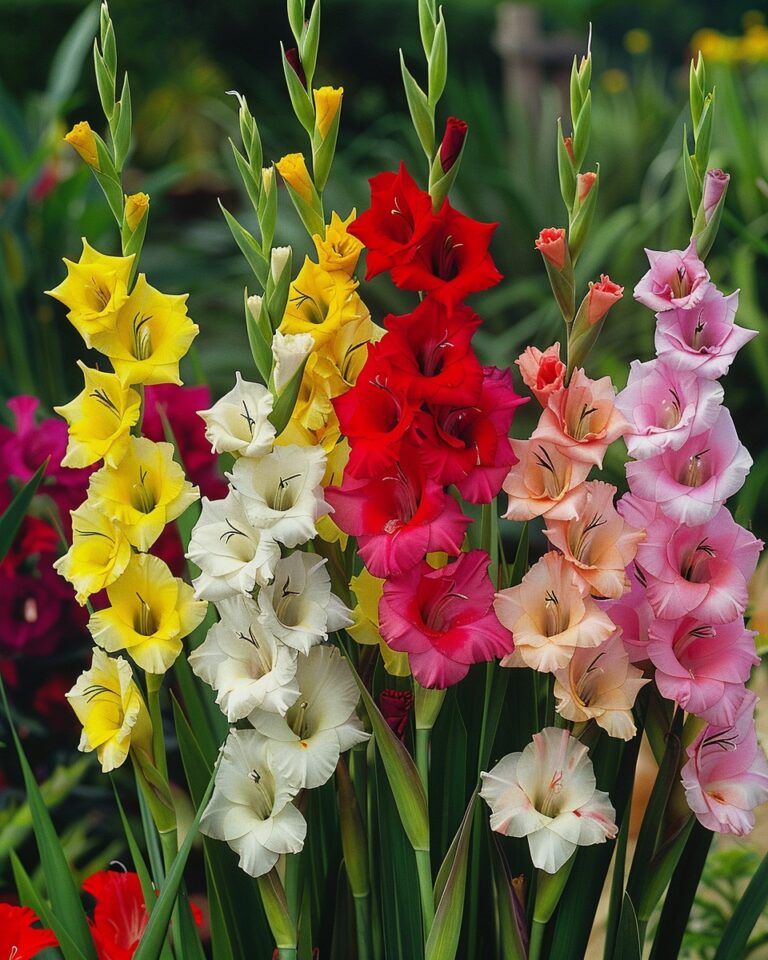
[
  {"left": 502, "top": 439, "right": 591, "bottom": 522},
  {"left": 634, "top": 239, "right": 710, "bottom": 312},
  {"left": 586, "top": 274, "right": 623, "bottom": 326},
  {"left": 598, "top": 563, "right": 655, "bottom": 664},
  {"left": 535, "top": 228, "right": 567, "bottom": 271},
  {"left": 654, "top": 287, "right": 757, "bottom": 380},
  {"left": 702, "top": 169, "right": 729, "bottom": 223},
  {"left": 648, "top": 617, "right": 758, "bottom": 725},
  {"left": 515, "top": 343, "right": 566, "bottom": 407},
  {"left": 682, "top": 693, "right": 768, "bottom": 836},
  {"left": 616, "top": 358, "right": 724, "bottom": 460},
  {"left": 379, "top": 550, "right": 512, "bottom": 688},
  {"left": 543, "top": 480, "right": 645, "bottom": 599},
  {"left": 635, "top": 506, "right": 763, "bottom": 623},
  {"left": 626, "top": 407, "right": 752, "bottom": 526}
]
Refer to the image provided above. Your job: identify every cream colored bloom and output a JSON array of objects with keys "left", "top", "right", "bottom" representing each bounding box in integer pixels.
[
  {"left": 271, "top": 330, "right": 314, "bottom": 394},
  {"left": 199, "top": 373, "right": 275, "bottom": 457}
]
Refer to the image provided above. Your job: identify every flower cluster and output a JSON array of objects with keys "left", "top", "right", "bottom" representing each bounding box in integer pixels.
[
  {"left": 607, "top": 240, "right": 768, "bottom": 835},
  {"left": 326, "top": 162, "right": 520, "bottom": 687}
]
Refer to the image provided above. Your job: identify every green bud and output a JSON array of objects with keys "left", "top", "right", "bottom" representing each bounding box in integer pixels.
[
  {"left": 300, "top": 0, "right": 321, "bottom": 89},
  {"left": 568, "top": 164, "right": 599, "bottom": 263},
  {"left": 414, "top": 684, "right": 446, "bottom": 731},
  {"left": 259, "top": 165, "right": 278, "bottom": 252},
  {"left": 230, "top": 140, "right": 262, "bottom": 213},
  {"left": 336, "top": 757, "right": 370, "bottom": 898},
  {"left": 572, "top": 89, "right": 591, "bottom": 170},
  {"left": 257, "top": 869, "right": 297, "bottom": 951},
  {"left": 689, "top": 56, "right": 704, "bottom": 131},
  {"left": 418, "top": 0, "right": 438, "bottom": 58},
  {"left": 282, "top": 42, "right": 316, "bottom": 135},
  {"left": 694, "top": 92, "right": 715, "bottom": 175},
  {"left": 400, "top": 51, "right": 435, "bottom": 159},
  {"left": 533, "top": 857, "right": 576, "bottom": 925},
  {"left": 428, "top": 12, "right": 447, "bottom": 107},
  {"left": 93, "top": 45, "right": 115, "bottom": 121},
  {"left": 556, "top": 118, "right": 576, "bottom": 208},
  {"left": 244, "top": 289, "right": 272, "bottom": 383},
  {"left": 265, "top": 245, "right": 293, "bottom": 329},
  {"left": 112, "top": 74, "right": 132, "bottom": 172},
  {"left": 286, "top": 0, "right": 305, "bottom": 45},
  {"left": 268, "top": 352, "right": 310, "bottom": 434}
]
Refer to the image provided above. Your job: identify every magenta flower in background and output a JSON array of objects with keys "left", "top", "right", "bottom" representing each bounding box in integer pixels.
[{"left": 633, "top": 239, "right": 710, "bottom": 312}]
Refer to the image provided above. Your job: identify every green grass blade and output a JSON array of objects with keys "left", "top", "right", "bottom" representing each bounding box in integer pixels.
[
  {"left": 613, "top": 893, "right": 641, "bottom": 960},
  {"left": 713, "top": 850, "right": 768, "bottom": 960},
  {"left": 0, "top": 460, "right": 48, "bottom": 561}
]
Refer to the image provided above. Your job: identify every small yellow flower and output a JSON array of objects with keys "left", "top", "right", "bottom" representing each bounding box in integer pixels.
[
  {"left": 54, "top": 501, "right": 132, "bottom": 604},
  {"left": 348, "top": 569, "right": 410, "bottom": 677},
  {"left": 66, "top": 647, "right": 152, "bottom": 772},
  {"left": 88, "top": 553, "right": 207, "bottom": 674},
  {"left": 89, "top": 273, "right": 199, "bottom": 385},
  {"left": 64, "top": 121, "right": 99, "bottom": 169},
  {"left": 125, "top": 192, "right": 150, "bottom": 231},
  {"left": 313, "top": 210, "right": 364, "bottom": 275},
  {"left": 623, "top": 28, "right": 651, "bottom": 55},
  {"left": 313, "top": 86, "right": 343, "bottom": 139},
  {"left": 601, "top": 69, "right": 628, "bottom": 95},
  {"left": 54, "top": 361, "right": 141, "bottom": 469},
  {"left": 88, "top": 436, "right": 199, "bottom": 551},
  {"left": 280, "top": 257, "right": 363, "bottom": 347},
  {"left": 46, "top": 239, "right": 134, "bottom": 346},
  {"left": 276, "top": 153, "right": 315, "bottom": 204}
]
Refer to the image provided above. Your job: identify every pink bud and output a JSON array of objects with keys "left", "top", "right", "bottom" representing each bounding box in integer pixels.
[
  {"left": 703, "top": 168, "right": 730, "bottom": 223},
  {"left": 563, "top": 135, "right": 575, "bottom": 163},
  {"left": 535, "top": 227, "right": 567, "bottom": 272},
  {"left": 439, "top": 117, "right": 468, "bottom": 173},
  {"left": 587, "top": 274, "right": 623, "bottom": 325},
  {"left": 577, "top": 171, "right": 597, "bottom": 204}
]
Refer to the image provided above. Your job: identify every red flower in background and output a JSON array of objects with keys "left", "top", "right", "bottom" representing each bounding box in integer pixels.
[{"left": 0, "top": 903, "right": 58, "bottom": 959}]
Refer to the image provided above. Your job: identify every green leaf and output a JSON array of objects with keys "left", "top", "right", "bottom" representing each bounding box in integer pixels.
[
  {"left": 612, "top": 893, "right": 641, "bottom": 960},
  {"left": 287, "top": 0, "right": 305, "bottom": 45},
  {"left": 0, "top": 460, "right": 47, "bottom": 562},
  {"left": 244, "top": 289, "right": 273, "bottom": 384},
  {"left": 490, "top": 840, "right": 527, "bottom": 960},
  {"left": 230, "top": 139, "right": 262, "bottom": 215},
  {"left": 572, "top": 90, "right": 591, "bottom": 169},
  {"left": 269, "top": 354, "right": 310, "bottom": 435},
  {"left": 219, "top": 200, "right": 269, "bottom": 287},
  {"left": 603, "top": 791, "right": 632, "bottom": 960},
  {"left": 714, "top": 850, "right": 768, "bottom": 960},
  {"left": 556, "top": 118, "right": 576, "bottom": 209},
  {"left": 400, "top": 52, "right": 435, "bottom": 158},
  {"left": 282, "top": 42, "right": 315, "bottom": 134},
  {"left": 426, "top": 791, "right": 476, "bottom": 960},
  {"left": 94, "top": 45, "right": 115, "bottom": 120}
]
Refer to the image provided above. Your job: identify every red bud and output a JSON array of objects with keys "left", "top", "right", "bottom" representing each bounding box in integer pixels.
[
  {"left": 285, "top": 46, "right": 306, "bottom": 88},
  {"left": 439, "top": 116, "right": 468, "bottom": 173}
]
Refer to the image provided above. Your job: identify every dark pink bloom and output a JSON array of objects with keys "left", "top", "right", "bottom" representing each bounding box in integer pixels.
[
  {"left": 599, "top": 563, "right": 655, "bottom": 664},
  {"left": 634, "top": 240, "right": 711, "bottom": 312},
  {"left": 702, "top": 169, "right": 729, "bottom": 223},
  {"left": 379, "top": 688, "right": 413, "bottom": 739},
  {"left": 379, "top": 550, "right": 512, "bottom": 688},
  {"left": 0, "top": 562, "right": 81, "bottom": 657}
]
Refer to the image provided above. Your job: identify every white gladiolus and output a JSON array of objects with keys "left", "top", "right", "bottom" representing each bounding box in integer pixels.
[
  {"left": 270, "top": 245, "right": 292, "bottom": 285},
  {"left": 257, "top": 552, "right": 353, "bottom": 655},
  {"left": 198, "top": 372, "right": 276, "bottom": 457},
  {"left": 189, "top": 595, "right": 299, "bottom": 720},
  {"left": 271, "top": 329, "right": 314, "bottom": 393},
  {"left": 200, "top": 729, "right": 306, "bottom": 878},
  {"left": 480, "top": 727, "right": 617, "bottom": 874},
  {"left": 187, "top": 492, "right": 280, "bottom": 601},
  {"left": 248, "top": 645, "right": 369, "bottom": 789},
  {"left": 230, "top": 443, "right": 330, "bottom": 548}
]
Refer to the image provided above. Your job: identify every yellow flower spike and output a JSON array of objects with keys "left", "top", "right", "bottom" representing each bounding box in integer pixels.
[
  {"left": 313, "top": 86, "right": 343, "bottom": 139},
  {"left": 276, "top": 152, "right": 315, "bottom": 205},
  {"left": 348, "top": 569, "right": 410, "bottom": 677},
  {"left": 280, "top": 257, "right": 363, "bottom": 347},
  {"left": 89, "top": 273, "right": 199, "bottom": 385},
  {"left": 64, "top": 121, "right": 99, "bottom": 169},
  {"left": 46, "top": 239, "right": 134, "bottom": 346},
  {"left": 54, "top": 501, "right": 132, "bottom": 604},
  {"left": 313, "top": 210, "right": 364, "bottom": 275},
  {"left": 125, "top": 192, "right": 150, "bottom": 231},
  {"left": 88, "top": 436, "right": 199, "bottom": 551},
  {"left": 88, "top": 553, "right": 207, "bottom": 674},
  {"left": 54, "top": 361, "right": 141, "bottom": 468},
  {"left": 66, "top": 648, "right": 153, "bottom": 773}
]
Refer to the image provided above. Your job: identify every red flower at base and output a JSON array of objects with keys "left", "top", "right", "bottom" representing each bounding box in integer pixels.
[{"left": 0, "top": 903, "right": 58, "bottom": 959}]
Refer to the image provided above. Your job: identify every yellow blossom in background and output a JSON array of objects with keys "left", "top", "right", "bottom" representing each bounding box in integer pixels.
[
  {"left": 46, "top": 240, "right": 134, "bottom": 346},
  {"left": 276, "top": 152, "right": 315, "bottom": 204},
  {"left": 88, "top": 436, "right": 199, "bottom": 551},
  {"left": 280, "top": 257, "right": 364, "bottom": 347},
  {"left": 313, "top": 86, "right": 343, "bottom": 138},
  {"left": 89, "top": 273, "right": 198, "bottom": 385},
  {"left": 741, "top": 23, "right": 768, "bottom": 61},
  {"left": 623, "top": 29, "right": 651, "bottom": 55},
  {"left": 66, "top": 648, "right": 152, "bottom": 772},
  {"left": 54, "top": 361, "right": 141, "bottom": 468},
  {"left": 348, "top": 569, "right": 410, "bottom": 677},
  {"left": 313, "top": 210, "right": 364, "bottom": 275},
  {"left": 88, "top": 553, "right": 207, "bottom": 674},
  {"left": 54, "top": 501, "right": 132, "bottom": 604},
  {"left": 601, "top": 69, "right": 628, "bottom": 95},
  {"left": 64, "top": 120, "right": 99, "bottom": 169},
  {"left": 748, "top": 553, "right": 768, "bottom": 647},
  {"left": 125, "top": 192, "right": 150, "bottom": 231}
]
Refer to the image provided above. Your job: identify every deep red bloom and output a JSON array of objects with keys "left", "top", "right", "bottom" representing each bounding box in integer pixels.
[
  {"left": 0, "top": 903, "right": 58, "bottom": 959},
  {"left": 33, "top": 671, "right": 80, "bottom": 729},
  {"left": 439, "top": 117, "right": 468, "bottom": 173},
  {"left": 379, "top": 688, "right": 414, "bottom": 739},
  {"left": 348, "top": 162, "right": 435, "bottom": 280},
  {"left": 389, "top": 202, "right": 502, "bottom": 307},
  {"left": 284, "top": 47, "right": 306, "bottom": 87}
]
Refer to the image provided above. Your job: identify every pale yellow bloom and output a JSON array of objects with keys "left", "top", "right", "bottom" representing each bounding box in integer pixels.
[
  {"left": 313, "top": 86, "right": 343, "bottom": 139},
  {"left": 313, "top": 210, "right": 364, "bottom": 275},
  {"left": 125, "top": 192, "right": 150, "bottom": 231},
  {"left": 64, "top": 121, "right": 99, "bottom": 169},
  {"left": 276, "top": 153, "right": 314, "bottom": 204},
  {"left": 54, "top": 501, "right": 132, "bottom": 604},
  {"left": 348, "top": 569, "right": 410, "bottom": 677}
]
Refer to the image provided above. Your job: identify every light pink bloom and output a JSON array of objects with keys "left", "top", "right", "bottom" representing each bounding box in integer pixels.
[
  {"left": 502, "top": 439, "right": 591, "bottom": 522},
  {"left": 702, "top": 169, "right": 730, "bottom": 223},
  {"left": 634, "top": 240, "right": 710, "bottom": 312},
  {"left": 682, "top": 693, "right": 768, "bottom": 836},
  {"left": 616, "top": 358, "right": 723, "bottom": 460},
  {"left": 495, "top": 551, "right": 615, "bottom": 673},
  {"left": 543, "top": 481, "right": 645, "bottom": 599},
  {"left": 379, "top": 550, "right": 512, "bottom": 688},
  {"left": 648, "top": 617, "right": 758, "bottom": 725},
  {"left": 533, "top": 369, "right": 629, "bottom": 468},
  {"left": 599, "top": 563, "right": 655, "bottom": 664},
  {"left": 636, "top": 506, "right": 763, "bottom": 623},
  {"left": 480, "top": 727, "right": 617, "bottom": 873},
  {"left": 654, "top": 287, "right": 756, "bottom": 380},
  {"left": 616, "top": 491, "right": 660, "bottom": 530},
  {"left": 515, "top": 343, "right": 565, "bottom": 407},
  {"left": 626, "top": 407, "right": 752, "bottom": 526}
]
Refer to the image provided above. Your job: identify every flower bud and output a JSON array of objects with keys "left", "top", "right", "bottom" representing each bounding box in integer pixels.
[
  {"left": 414, "top": 683, "right": 445, "bottom": 731},
  {"left": 439, "top": 116, "right": 468, "bottom": 173},
  {"left": 124, "top": 192, "right": 149, "bottom": 232},
  {"left": 563, "top": 135, "right": 575, "bottom": 163},
  {"left": 703, "top": 168, "right": 730, "bottom": 223},
  {"left": 576, "top": 171, "right": 597, "bottom": 205},
  {"left": 535, "top": 227, "right": 567, "bottom": 272},
  {"left": 275, "top": 152, "right": 314, "bottom": 205},
  {"left": 64, "top": 121, "right": 99, "bottom": 170},
  {"left": 247, "top": 294, "right": 264, "bottom": 322},
  {"left": 313, "top": 86, "right": 343, "bottom": 140},
  {"left": 262, "top": 166, "right": 275, "bottom": 194},
  {"left": 284, "top": 46, "right": 306, "bottom": 87},
  {"left": 271, "top": 330, "right": 314, "bottom": 394},
  {"left": 380, "top": 688, "right": 414, "bottom": 740},
  {"left": 586, "top": 274, "right": 623, "bottom": 325},
  {"left": 270, "top": 246, "right": 292, "bottom": 286}
]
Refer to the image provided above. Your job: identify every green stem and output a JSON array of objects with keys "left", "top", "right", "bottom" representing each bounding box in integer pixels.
[
  {"left": 146, "top": 672, "right": 168, "bottom": 782},
  {"left": 415, "top": 848, "right": 435, "bottom": 941},
  {"left": 277, "top": 950, "right": 297, "bottom": 960},
  {"left": 415, "top": 727, "right": 431, "bottom": 802},
  {"left": 284, "top": 852, "right": 302, "bottom": 926},
  {"left": 353, "top": 894, "right": 374, "bottom": 960},
  {"left": 528, "top": 920, "right": 546, "bottom": 960}
]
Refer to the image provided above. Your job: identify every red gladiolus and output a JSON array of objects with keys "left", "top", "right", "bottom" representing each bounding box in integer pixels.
[
  {"left": 535, "top": 228, "right": 567, "bottom": 272},
  {"left": 439, "top": 117, "right": 468, "bottom": 173},
  {"left": 380, "top": 688, "right": 414, "bottom": 739},
  {"left": 0, "top": 903, "right": 58, "bottom": 959}
]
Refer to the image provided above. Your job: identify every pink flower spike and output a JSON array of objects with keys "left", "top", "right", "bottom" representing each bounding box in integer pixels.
[
  {"left": 626, "top": 407, "right": 752, "bottom": 526},
  {"left": 598, "top": 563, "right": 655, "bottom": 665},
  {"left": 634, "top": 240, "right": 711, "bottom": 312},
  {"left": 682, "top": 693, "right": 768, "bottom": 836},
  {"left": 515, "top": 343, "right": 566, "bottom": 407},
  {"left": 616, "top": 358, "right": 724, "bottom": 460},
  {"left": 649, "top": 617, "right": 759, "bottom": 725},
  {"left": 654, "top": 287, "right": 756, "bottom": 380},
  {"left": 379, "top": 550, "right": 512, "bottom": 688},
  {"left": 502, "top": 438, "right": 591, "bottom": 522}
]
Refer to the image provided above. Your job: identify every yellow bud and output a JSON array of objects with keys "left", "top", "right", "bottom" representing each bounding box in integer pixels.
[
  {"left": 276, "top": 152, "right": 314, "bottom": 205},
  {"left": 64, "top": 121, "right": 99, "bottom": 170},
  {"left": 124, "top": 192, "right": 150, "bottom": 231},
  {"left": 313, "top": 86, "right": 343, "bottom": 139}
]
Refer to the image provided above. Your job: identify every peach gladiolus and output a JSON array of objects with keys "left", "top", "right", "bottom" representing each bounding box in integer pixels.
[
  {"left": 515, "top": 343, "right": 566, "bottom": 406},
  {"left": 502, "top": 439, "right": 591, "bottom": 522}
]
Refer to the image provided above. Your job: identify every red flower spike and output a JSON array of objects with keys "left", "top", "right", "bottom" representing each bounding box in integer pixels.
[{"left": 0, "top": 903, "right": 58, "bottom": 959}]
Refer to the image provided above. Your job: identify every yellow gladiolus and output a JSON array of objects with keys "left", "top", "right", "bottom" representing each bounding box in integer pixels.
[
  {"left": 46, "top": 239, "right": 134, "bottom": 346},
  {"left": 54, "top": 361, "right": 141, "bottom": 468},
  {"left": 64, "top": 120, "right": 99, "bottom": 169},
  {"left": 348, "top": 569, "right": 410, "bottom": 677},
  {"left": 88, "top": 553, "right": 207, "bottom": 674},
  {"left": 54, "top": 501, "right": 132, "bottom": 604},
  {"left": 88, "top": 436, "right": 199, "bottom": 551},
  {"left": 313, "top": 210, "right": 364, "bottom": 275},
  {"left": 280, "top": 257, "right": 363, "bottom": 347},
  {"left": 313, "top": 86, "right": 343, "bottom": 139},
  {"left": 125, "top": 191, "right": 150, "bottom": 231},
  {"left": 276, "top": 152, "right": 315, "bottom": 204},
  {"left": 89, "top": 273, "right": 199, "bottom": 385},
  {"left": 66, "top": 648, "right": 152, "bottom": 772}
]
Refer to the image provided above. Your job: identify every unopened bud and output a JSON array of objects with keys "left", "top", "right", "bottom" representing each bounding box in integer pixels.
[
  {"left": 247, "top": 294, "right": 264, "bottom": 322},
  {"left": 270, "top": 246, "right": 292, "bottom": 286},
  {"left": 275, "top": 152, "right": 314, "bottom": 205},
  {"left": 576, "top": 171, "right": 597, "bottom": 204},
  {"left": 586, "top": 274, "right": 623, "bottom": 325},
  {"left": 313, "top": 86, "right": 343, "bottom": 139},
  {"left": 535, "top": 227, "right": 567, "bottom": 272},
  {"left": 64, "top": 121, "right": 99, "bottom": 170},
  {"left": 702, "top": 168, "right": 730, "bottom": 223},
  {"left": 124, "top": 192, "right": 149, "bottom": 231},
  {"left": 439, "top": 116, "right": 468, "bottom": 173},
  {"left": 285, "top": 46, "right": 306, "bottom": 87}
]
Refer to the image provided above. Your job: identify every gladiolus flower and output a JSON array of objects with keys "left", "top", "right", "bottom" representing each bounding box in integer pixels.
[
  {"left": 502, "top": 439, "right": 591, "bottom": 522},
  {"left": 280, "top": 257, "right": 367, "bottom": 347},
  {"left": 439, "top": 116, "right": 468, "bottom": 172},
  {"left": 535, "top": 228, "right": 567, "bottom": 272},
  {"left": 271, "top": 330, "right": 315, "bottom": 393},
  {"left": 0, "top": 904, "right": 58, "bottom": 959},
  {"left": 124, "top": 191, "right": 150, "bottom": 231},
  {"left": 634, "top": 239, "right": 710, "bottom": 312},
  {"left": 348, "top": 569, "right": 410, "bottom": 677},
  {"left": 481, "top": 727, "right": 617, "bottom": 873},
  {"left": 198, "top": 372, "right": 276, "bottom": 458},
  {"left": 586, "top": 274, "right": 623, "bottom": 325},
  {"left": 495, "top": 551, "right": 615, "bottom": 672},
  {"left": 313, "top": 209, "right": 365, "bottom": 275},
  {"left": 54, "top": 501, "right": 132, "bottom": 604},
  {"left": 379, "top": 549, "right": 512, "bottom": 688},
  {"left": 598, "top": 563, "right": 654, "bottom": 664},
  {"left": 515, "top": 343, "right": 566, "bottom": 406},
  {"left": 88, "top": 553, "right": 207, "bottom": 673},
  {"left": 276, "top": 152, "right": 315, "bottom": 204},
  {"left": 313, "top": 86, "right": 343, "bottom": 139},
  {"left": 64, "top": 120, "right": 99, "bottom": 168},
  {"left": 67, "top": 648, "right": 152, "bottom": 772},
  {"left": 702, "top": 168, "right": 729, "bottom": 222},
  {"left": 563, "top": 135, "right": 574, "bottom": 161}
]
